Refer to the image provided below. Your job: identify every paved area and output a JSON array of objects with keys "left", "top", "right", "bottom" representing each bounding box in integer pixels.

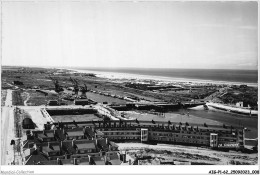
[
  {"left": 1, "top": 90, "right": 15, "bottom": 165},
  {"left": 26, "top": 108, "right": 53, "bottom": 130}
]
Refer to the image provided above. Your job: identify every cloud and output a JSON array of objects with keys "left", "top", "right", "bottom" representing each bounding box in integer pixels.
[
  {"left": 239, "top": 26, "right": 257, "bottom": 30},
  {"left": 195, "top": 24, "right": 226, "bottom": 28},
  {"left": 195, "top": 24, "right": 257, "bottom": 30},
  {"left": 236, "top": 62, "right": 256, "bottom": 67}
]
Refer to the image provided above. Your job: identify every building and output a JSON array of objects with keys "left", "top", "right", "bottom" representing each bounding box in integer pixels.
[
  {"left": 13, "top": 80, "right": 24, "bottom": 85},
  {"left": 141, "top": 128, "right": 148, "bottom": 142},
  {"left": 74, "top": 99, "right": 90, "bottom": 106},
  {"left": 48, "top": 100, "right": 59, "bottom": 106},
  {"left": 235, "top": 101, "right": 251, "bottom": 109},
  {"left": 23, "top": 127, "right": 120, "bottom": 165},
  {"left": 236, "top": 102, "right": 244, "bottom": 108},
  {"left": 22, "top": 118, "right": 35, "bottom": 129},
  {"left": 239, "top": 85, "right": 248, "bottom": 88},
  {"left": 53, "top": 120, "right": 245, "bottom": 150},
  {"left": 23, "top": 118, "right": 245, "bottom": 165}
]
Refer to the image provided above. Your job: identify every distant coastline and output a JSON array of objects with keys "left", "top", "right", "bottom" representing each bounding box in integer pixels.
[{"left": 67, "top": 67, "right": 258, "bottom": 87}]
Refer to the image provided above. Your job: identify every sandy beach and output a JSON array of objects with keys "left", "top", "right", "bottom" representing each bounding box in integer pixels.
[{"left": 68, "top": 68, "right": 258, "bottom": 87}]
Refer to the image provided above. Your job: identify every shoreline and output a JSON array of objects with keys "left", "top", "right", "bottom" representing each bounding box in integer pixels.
[{"left": 66, "top": 68, "right": 258, "bottom": 87}]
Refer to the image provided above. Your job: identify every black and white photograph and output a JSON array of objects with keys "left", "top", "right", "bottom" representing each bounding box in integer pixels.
[{"left": 0, "top": 0, "right": 258, "bottom": 174}]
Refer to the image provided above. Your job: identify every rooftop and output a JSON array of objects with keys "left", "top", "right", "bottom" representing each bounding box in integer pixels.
[
  {"left": 91, "top": 156, "right": 105, "bottom": 165},
  {"left": 66, "top": 131, "right": 84, "bottom": 137},
  {"left": 74, "top": 140, "right": 96, "bottom": 150},
  {"left": 25, "top": 154, "right": 49, "bottom": 165},
  {"left": 53, "top": 120, "right": 243, "bottom": 130}
]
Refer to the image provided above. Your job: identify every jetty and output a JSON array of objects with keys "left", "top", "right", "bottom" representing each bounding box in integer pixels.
[{"left": 207, "top": 103, "right": 258, "bottom": 116}]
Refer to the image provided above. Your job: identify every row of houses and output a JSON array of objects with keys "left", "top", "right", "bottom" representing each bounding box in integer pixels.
[
  {"left": 23, "top": 127, "right": 121, "bottom": 165},
  {"left": 22, "top": 118, "right": 245, "bottom": 165},
  {"left": 52, "top": 120, "right": 245, "bottom": 150}
]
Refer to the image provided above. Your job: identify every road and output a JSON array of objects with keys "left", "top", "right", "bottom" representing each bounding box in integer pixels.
[
  {"left": 203, "top": 87, "right": 228, "bottom": 103},
  {"left": 1, "top": 89, "right": 15, "bottom": 165},
  {"left": 5, "top": 82, "right": 19, "bottom": 89},
  {"left": 23, "top": 92, "right": 30, "bottom": 106}
]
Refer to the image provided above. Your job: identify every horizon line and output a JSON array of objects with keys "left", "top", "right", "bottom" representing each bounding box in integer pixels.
[{"left": 1, "top": 64, "right": 258, "bottom": 71}]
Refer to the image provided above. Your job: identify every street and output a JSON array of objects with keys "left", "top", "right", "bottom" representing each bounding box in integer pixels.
[{"left": 1, "top": 90, "right": 15, "bottom": 165}]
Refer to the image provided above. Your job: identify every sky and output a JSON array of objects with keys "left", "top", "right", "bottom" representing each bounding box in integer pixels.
[{"left": 1, "top": 1, "right": 258, "bottom": 69}]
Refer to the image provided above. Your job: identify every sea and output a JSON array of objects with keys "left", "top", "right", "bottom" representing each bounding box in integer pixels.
[{"left": 73, "top": 67, "right": 258, "bottom": 86}]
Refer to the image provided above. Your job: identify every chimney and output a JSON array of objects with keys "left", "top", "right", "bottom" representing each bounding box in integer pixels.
[
  {"left": 88, "top": 155, "right": 91, "bottom": 163},
  {"left": 38, "top": 145, "right": 42, "bottom": 152},
  {"left": 27, "top": 134, "right": 32, "bottom": 140},
  {"left": 122, "top": 154, "right": 126, "bottom": 163},
  {"left": 73, "top": 158, "right": 77, "bottom": 165},
  {"left": 95, "top": 139, "right": 98, "bottom": 146},
  {"left": 30, "top": 130, "right": 34, "bottom": 136},
  {"left": 106, "top": 138, "right": 108, "bottom": 145},
  {"left": 57, "top": 158, "right": 61, "bottom": 165},
  {"left": 104, "top": 155, "right": 107, "bottom": 163},
  {"left": 30, "top": 147, "right": 36, "bottom": 154},
  {"left": 60, "top": 141, "right": 63, "bottom": 155},
  {"left": 63, "top": 153, "right": 67, "bottom": 160},
  {"left": 83, "top": 127, "right": 86, "bottom": 134},
  {"left": 72, "top": 139, "right": 76, "bottom": 148}
]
